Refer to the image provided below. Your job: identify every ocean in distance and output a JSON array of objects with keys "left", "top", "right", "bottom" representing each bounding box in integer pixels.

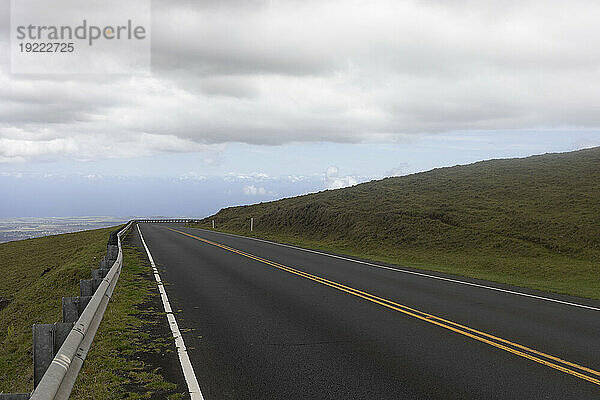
[{"left": 0, "top": 216, "right": 129, "bottom": 243}]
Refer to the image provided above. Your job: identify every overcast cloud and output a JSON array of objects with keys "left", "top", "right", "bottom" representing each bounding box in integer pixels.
[{"left": 2, "top": 0, "right": 600, "bottom": 163}]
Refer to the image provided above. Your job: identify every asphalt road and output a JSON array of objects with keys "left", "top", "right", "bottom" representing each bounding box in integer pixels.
[{"left": 136, "top": 223, "right": 600, "bottom": 399}]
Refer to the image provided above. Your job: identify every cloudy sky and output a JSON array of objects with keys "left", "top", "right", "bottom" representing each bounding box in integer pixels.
[{"left": 1, "top": 0, "right": 599, "bottom": 217}]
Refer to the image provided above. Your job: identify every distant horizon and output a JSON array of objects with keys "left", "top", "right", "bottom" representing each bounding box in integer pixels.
[{"left": 2, "top": 143, "right": 597, "bottom": 219}]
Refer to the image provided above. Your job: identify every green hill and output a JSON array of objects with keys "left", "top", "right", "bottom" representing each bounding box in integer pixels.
[{"left": 190, "top": 147, "right": 600, "bottom": 299}]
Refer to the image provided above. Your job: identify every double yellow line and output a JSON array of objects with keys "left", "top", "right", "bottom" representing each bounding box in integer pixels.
[{"left": 169, "top": 228, "right": 600, "bottom": 387}]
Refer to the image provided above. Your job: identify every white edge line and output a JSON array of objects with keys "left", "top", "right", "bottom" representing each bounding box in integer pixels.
[
  {"left": 190, "top": 227, "right": 600, "bottom": 312},
  {"left": 138, "top": 225, "right": 205, "bottom": 400}
]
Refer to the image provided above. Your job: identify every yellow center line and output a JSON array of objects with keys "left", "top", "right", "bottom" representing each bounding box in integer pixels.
[{"left": 168, "top": 227, "right": 600, "bottom": 387}]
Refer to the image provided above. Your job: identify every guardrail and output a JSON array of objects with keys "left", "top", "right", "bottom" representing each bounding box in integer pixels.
[
  {"left": 1, "top": 219, "right": 201, "bottom": 400},
  {"left": 28, "top": 220, "right": 133, "bottom": 400},
  {"left": 0, "top": 222, "right": 133, "bottom": 400}
]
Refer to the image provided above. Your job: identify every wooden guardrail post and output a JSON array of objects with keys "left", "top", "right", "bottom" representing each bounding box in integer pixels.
[
  {"left": 32, "top": 323, "right": 73, "bottom": 388},
  {"left": 62, "top": 296, "right": 92, "bottom": 323}
]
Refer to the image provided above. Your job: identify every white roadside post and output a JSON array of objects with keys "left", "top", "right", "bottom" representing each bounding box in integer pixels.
[
  {"left": 250, "top": 217, "right": 254, "bottom": 232},
  {"left": 212, "top": 220, "right": 215, "bottom": 229}
]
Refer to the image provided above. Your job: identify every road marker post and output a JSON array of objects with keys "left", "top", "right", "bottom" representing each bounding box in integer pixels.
[{"left": 250, "top": 217, "right": 254, "bottom": 232}]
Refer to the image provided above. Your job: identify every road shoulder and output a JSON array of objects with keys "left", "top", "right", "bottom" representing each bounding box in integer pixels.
[{"left": 71, "top": 227, "right": 189, "bottom": 400}]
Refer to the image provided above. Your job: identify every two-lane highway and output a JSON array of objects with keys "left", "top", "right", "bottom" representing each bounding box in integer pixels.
[{"left": 136, "top": 223, "right": 600, "bottom": 399}]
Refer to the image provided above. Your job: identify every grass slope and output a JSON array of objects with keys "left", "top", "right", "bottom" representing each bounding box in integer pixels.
[
  {"left": 0, "top": 227, "right": 117, "bottom": 392},
  {"left": 0, "top": 227, "right": 185, "bottom": 398},
  {"left": 191, "top": 147, "right": 600, "bottom": 299}
]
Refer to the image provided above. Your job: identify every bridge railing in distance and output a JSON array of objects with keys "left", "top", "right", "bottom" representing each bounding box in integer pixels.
[{"left": 135, "top": 219, "right": 202, "bottom": 223}]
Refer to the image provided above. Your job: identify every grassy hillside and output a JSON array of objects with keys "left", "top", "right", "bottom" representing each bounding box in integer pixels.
[
  {"left": 0, "top": 227, "right": 117, "bottom": 392},
  {"left": 190, "top": 147, "right": 600, "bottom": 299},
  {"left": 0, "top": 226, "right": 185, "bottom": 397}
]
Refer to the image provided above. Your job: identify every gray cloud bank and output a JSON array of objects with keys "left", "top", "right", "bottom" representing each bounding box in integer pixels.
[{"left": 2, "top": 0, "right": 600, "bottom": 162}]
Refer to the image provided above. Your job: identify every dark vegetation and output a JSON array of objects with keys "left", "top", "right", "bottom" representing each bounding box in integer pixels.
[{"left": 191, "top": 147, "right": 600, "bottom": 299}]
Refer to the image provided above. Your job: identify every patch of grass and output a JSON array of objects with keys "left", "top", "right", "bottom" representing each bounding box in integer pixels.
[
  {"left": 71, "top": 229, "right": 185, "bottom": 400},
  {"left": 189, "top": 147, "right": 600, "bottom": 299},
  {"left": 0, "top": 226, "right": 119, "bottom": 392}
]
